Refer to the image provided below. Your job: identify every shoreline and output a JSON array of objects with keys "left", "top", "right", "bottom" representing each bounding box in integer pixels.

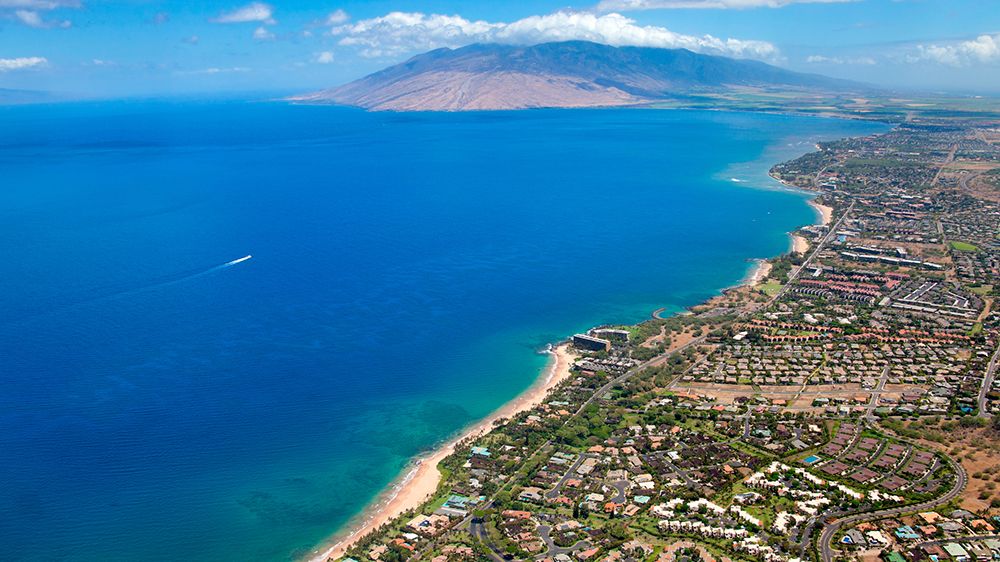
[
  {"left": 745, "top": 259, "right": 773, "bottom": 287},
  {"left": 791, "top": 198, "right": 833, "bottom": 253},
  {"left": 808, "top": 198, "right": 834, "bottom": 227},
  {"left": 307, "top": 344, "right": 578, "bottom": 562}
]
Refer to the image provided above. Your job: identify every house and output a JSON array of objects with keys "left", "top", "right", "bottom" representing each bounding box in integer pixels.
[
  {"left": 895, "top": 525, "right": 919, "bottom": 540},
  {"left": 882, "top": 551, "right": 906, "bottom": 562},
  {"left": 965, "top": 542, "right": 993, "bottom": 561},
  {"left": 970, "top": 519, "right": 995, "bottom": 533},
  {"left": 943, "top": 543, "right": 970, "bottom": 562},
  {"left": 502, "top": 510, "right": 532, "bottom": 520},
  {"left": 843, "top": 529, "right": 865, "bottom": 546},
  {"left": 519, "top": 487, "right": 545, "bottom": 503},
  {"left": 922, "top": 544, "right": 947, "bottom": 560},
  {"left": 917, "top": 512, "right": 943, "bottom": 525},
  {"left": 406, "top": 514, "right": 451, "bottom": 536},
  {"left": 866, "top": 530, "right": 889, "bottom": 546}
]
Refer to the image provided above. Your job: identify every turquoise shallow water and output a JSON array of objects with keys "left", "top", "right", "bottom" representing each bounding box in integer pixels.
[{"left": 0, "top": 102, "right": 885, "bottom": 561}]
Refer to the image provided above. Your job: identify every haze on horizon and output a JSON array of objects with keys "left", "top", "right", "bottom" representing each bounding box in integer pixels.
[{"left": 1, "top": 0, "right": 999, "bottom": 99}]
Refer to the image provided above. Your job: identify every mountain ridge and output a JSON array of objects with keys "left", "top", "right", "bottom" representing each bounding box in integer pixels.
[{"left": 293, "top": 41, "right": 866, "bottom": 112}]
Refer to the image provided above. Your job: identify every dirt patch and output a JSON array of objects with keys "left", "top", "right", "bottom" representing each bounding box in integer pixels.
[{"left": 893, "top": 421, "right": 1000, "bottom": 514}]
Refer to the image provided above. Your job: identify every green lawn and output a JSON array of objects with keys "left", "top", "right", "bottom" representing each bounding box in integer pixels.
[
  {"left": 758, "top": 281, "right": 783, "bottom": 296},
  {"left": 950, "top": 240, "right": 980, "bottom": 252},
  {"left": 969, "top": 284, "right": 993, "bottom": 295}
]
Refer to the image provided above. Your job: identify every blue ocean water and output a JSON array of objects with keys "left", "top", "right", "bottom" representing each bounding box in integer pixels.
[{"left": 0, "top": 101, "right": 885, "bottom": 561}]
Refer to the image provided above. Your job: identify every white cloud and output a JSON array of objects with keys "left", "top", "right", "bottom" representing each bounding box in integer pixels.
[
  {"left": 253, "top": 25, "right": 275, "bottom": 40},
  {"left": 325, "top": 9, "right": 349, "bottom": 25},
  {"left": 314, "top": 51, "right": 335, "bottom": 64},
  {"left": 806, "top": 54, "right": 875, "bottom": 65},
  {"left": 211, "top": 2, "right": 275, "bottom": 25},
  {"left": 0, "top": 1, "right": 79, "bottom": 8},
  {"left": 2, "top": 0, "right": 76, "bottom": 27},
  {"left": 331, "top": 10, "right": 779, "bottom": 60},
  {"left": 911, "top": 34, "right": 1000, "bottom": 66},
  {"left": 596, "top": 0, "right": 855, "bottom": 9},
  {"left": 13, "top": 8, "right": 67, "bottom": 27},
  {"left": 14, "top": 8, "right": 42, "bottom": 25},
  {"left": 0, "top": 56, "right": 48, "bottom": 72}
]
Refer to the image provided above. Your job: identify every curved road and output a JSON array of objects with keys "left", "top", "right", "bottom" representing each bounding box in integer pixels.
[{"left": 819, "top": 454, "right": 967, "bottom": 562}]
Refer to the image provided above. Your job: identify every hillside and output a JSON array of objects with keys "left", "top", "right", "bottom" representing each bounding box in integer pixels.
[{"left": 293, "top": 41, "right": 863, "bottom": 111}]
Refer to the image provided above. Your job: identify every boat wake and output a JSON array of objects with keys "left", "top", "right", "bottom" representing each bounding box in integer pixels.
[
  {"left": 3, "top": 254, "right": 254, "bottom": 327},
  {"left": 129, "top": 254, "right": 253, "bottom": 290}
]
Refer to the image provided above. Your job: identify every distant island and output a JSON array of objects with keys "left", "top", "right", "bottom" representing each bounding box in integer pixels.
[{"left": 290, "top": 40, "right": 864, "bottom": 112}]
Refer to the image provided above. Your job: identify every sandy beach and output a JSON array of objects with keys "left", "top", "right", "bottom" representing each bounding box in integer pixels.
[
  {"left": 791, "top": 234, "right": 809, "bottom": 254},
  {"left": 746, "top": 259, "right": 773, "bottom": 286},
  {"left": 808, "top": 199, "right": 834, "bottom": 226},
  {"left": 308, "top": 344, "right": 578, "bottom": 562},
  {"left": 789, "top": 199, "right": 833, "bottom": 254}
]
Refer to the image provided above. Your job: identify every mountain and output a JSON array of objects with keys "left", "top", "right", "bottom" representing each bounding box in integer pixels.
[{"left": 293, "top": 41, "right": 864, "bottom": 111}]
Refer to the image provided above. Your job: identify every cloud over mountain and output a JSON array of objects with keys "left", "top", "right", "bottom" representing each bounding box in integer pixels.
[{"left": 330, "top": 10, "right": 779, "bottom": 60}]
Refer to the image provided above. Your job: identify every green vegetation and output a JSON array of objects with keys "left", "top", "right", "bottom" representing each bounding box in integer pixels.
[
  {"left": 969, "top": 284, "right": 993, "bottom": 295},
  {"left": 950, "top": 240, "right": 980, "bottom": 252}
]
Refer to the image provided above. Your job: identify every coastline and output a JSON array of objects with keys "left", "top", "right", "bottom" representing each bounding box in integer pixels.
[
  {"left": 745, "top": 259, "right": 773, "bottom": 287},
  {"left": 809, "top": 199, "right": 834, "bottom": 227},
  {"left": 308, "top": 343, "right": 578, "bottom": 562},
  {"left": 308, "top": 135, "right": 839, "bottom": 562}
]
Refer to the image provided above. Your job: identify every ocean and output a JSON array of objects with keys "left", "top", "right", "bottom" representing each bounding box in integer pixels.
[{"left": 0, "top": 101, "right": 885, "bottom": 561}]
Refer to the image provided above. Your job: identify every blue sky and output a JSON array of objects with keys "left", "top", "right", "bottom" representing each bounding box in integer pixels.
[{"left": 1, "top": 0, "right": 998, "bottom": 97}]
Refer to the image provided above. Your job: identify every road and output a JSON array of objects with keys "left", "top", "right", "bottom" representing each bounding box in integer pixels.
[
  {"left": 865, "top": 364, "right": 891, "bottom": 421},
  {"left": 572, "top": 335, "right": 709, "bottom": 417},
  {"left": 537, "top": 525, "right": 591, "bottom": 557},
  {"left": 930, "top": 144, "right": 957, "bottom": 186},
  {"left": 819, "top": 452, "right": 967, "bottom": 562},
  {"left": 608, "top": 480, "right": 628, "bottom": 503},
  {"left": 544, "top": 454, "right": 590, "bottom": 499},
  {"left": 469, "top": 518, "right": 508, "bottom": 562},
  {"left": 977, "top": 343, "right": 1000, "bottom": 417}
]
